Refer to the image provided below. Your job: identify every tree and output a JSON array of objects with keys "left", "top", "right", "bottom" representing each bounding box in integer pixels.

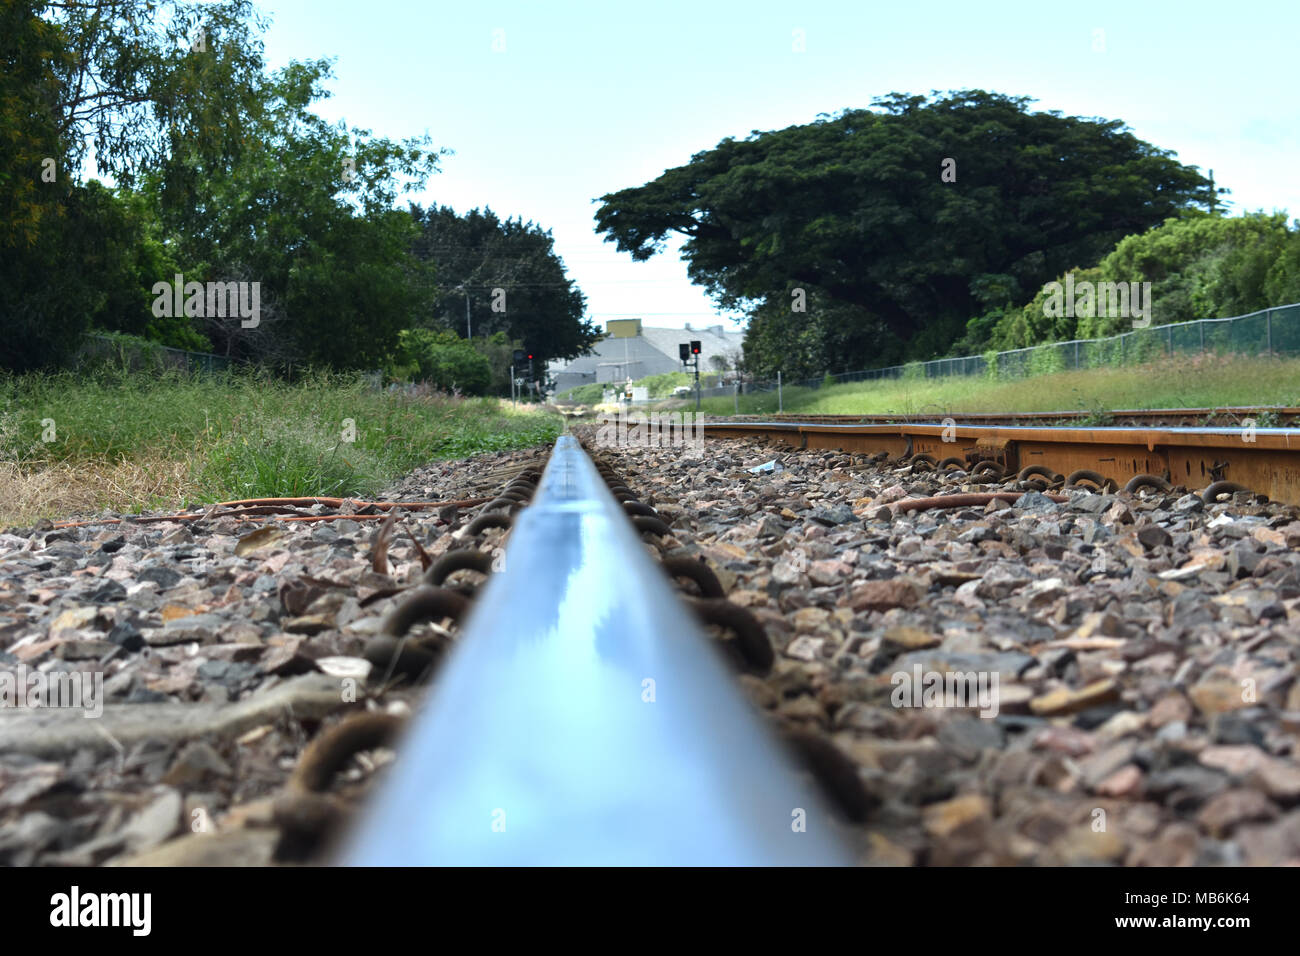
[
  {"left": 472, "top": 331, "right": 525, "bottom": 397},
  {"left": 742, "top": 287, "right": 898, "bottom": 379},
  {"left": 1, "top": 2, "right": 86, "bottom": 368},
  {"left": 42, "top": 0, "right": 273, "bottom": 194},
  {"left": 1120, "top": 212, "right": 1290, "bottom": 329},
  {"left": 410, "top": 205, "right": 600, "bottom": 383},
  {"left": 0, "top": 0, "right": 200, "bottom": 368},
  {"left": 393, "top": 328, "right": 491, "bottom": 394},
  {"left": 0, "top": 1, "right": 68, "bottom": 251},
  {"left": 1264, "top": 225, "right": 1300, "bottom": 306},
  {"left": 142, "top": 55, "right": 444, "bottom": 367},
  {"left": 0, "top": 2, "right": 443, "bottom": 371},
  {"left": 595, "top": 90, "right": 1212, "bottom": 374},
  {"left": 1012, "top": 212, "right": 1294, "bottom": 342}
]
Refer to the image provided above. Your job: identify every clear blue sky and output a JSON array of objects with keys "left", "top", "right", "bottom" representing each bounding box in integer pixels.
[{"left": 256, "top": 0, "right": 1299, "bottom": 331}]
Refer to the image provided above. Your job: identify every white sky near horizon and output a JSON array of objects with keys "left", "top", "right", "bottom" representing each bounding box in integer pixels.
[{"left": 207, "top": 1, "right": 1300, "bottom": 331}]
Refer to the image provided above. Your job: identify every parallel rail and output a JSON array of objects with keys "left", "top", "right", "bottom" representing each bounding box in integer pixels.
[
  {"left": 342, "top": 435, "right": 849, "bottom": 865},
  {"left": 720, "top": 406, "right": 1300, "bottom": 427},
  {"left": 704, "top": 421, "right": 1300, "bottom": 506}
]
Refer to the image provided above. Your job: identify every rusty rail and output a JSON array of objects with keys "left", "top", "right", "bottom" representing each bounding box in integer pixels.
[
  {"left": 720, "top": 406, "right": 1300, "bottom": 428},
  {"left": 703, "top": 421, "right": 1300, "bottom": 506}
]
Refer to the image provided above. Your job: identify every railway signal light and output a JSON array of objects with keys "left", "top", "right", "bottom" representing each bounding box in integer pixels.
[{"left": 679, "top": 341, "right": 702, "bottom": 412}]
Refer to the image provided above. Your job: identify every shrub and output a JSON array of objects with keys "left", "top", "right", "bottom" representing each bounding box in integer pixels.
[
  {"left": 394, "top": 329, "right": 491, "bottom": 394},
  {"left": 1027, "top": 344, "right": 1065, "bottom": 376},
  {"left": 982, "top": 349, "right": 1000, "bottom": 380},
  {"left": 561, "top": 383, "right": 607, "bottom": 404}
]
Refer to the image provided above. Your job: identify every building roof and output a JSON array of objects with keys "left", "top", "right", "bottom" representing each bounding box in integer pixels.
[
  {"left": 639, "top": 324, "right": 740, "bottom": 369},
  {"left": 550, "top": 321, "right": 745, "bottom": 385}
]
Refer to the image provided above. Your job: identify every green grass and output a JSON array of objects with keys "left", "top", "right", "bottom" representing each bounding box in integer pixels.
[
  {"left": 688, "top": 353, "right": 1300, "bottom": 418},
  {"left": 561, "top": 369, "right": 724, "bottom": 405},
  {"left": 0, "top": 367, "right": 561, "bottom": 523},
  {"left": 560, "top": 382, "right": 608, "bottom": 404}
]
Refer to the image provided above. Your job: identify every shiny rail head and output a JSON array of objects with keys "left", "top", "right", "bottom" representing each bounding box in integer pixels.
[{"left": 340, "top": 435, "right": 853, "bottom": 866}]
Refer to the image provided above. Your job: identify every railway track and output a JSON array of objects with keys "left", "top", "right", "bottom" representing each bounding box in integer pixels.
[
  {"left": 2, "top": 415, "right": 1299, "bottom": 867},
  {"left": 722, "top": 406, "right": 1300, "bottom": 428},
  {"left": 295, "top": 420, "right": 1300, "bottom": 864},
  {"left": 704, "top": 420, "right": 1300, "bottom": 507}
]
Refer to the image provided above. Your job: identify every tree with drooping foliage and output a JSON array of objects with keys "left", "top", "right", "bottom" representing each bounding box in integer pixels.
[{"left": 1, "top": 1, "right": 446, "bottom": 371}]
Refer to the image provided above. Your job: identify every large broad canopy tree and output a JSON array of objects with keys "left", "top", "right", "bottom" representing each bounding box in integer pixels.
[
  {"left": 594, "top": 90, "right": 1213, "bottom": 376},
  {"left": 409, "top": 205, "right": 600, "bottom": 383}
]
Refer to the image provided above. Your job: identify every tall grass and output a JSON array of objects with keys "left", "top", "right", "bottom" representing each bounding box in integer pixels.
[
  {"left": 693, "top": 353, "right": 1300, "bottom": 418},
  {"left": 0, "top": 367, "right": 560, "bottom": 525}
]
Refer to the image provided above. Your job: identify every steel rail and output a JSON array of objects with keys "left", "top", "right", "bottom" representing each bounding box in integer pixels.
[
  {"left": 719, "top": 406, "right": 1300, "bottom": 426},
  {"left": 703, "top": 421, "right": 1300, "bottom": 506},
  {"left": 341, "top": 434, "right": 850, "bottom": 866}
]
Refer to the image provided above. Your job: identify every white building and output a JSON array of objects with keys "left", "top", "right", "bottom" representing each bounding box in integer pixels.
[{"left": 549, "top": 319, "right": 744, "bottom": 395}]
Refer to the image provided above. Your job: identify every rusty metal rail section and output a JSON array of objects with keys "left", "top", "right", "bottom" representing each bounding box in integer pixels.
[
  {"left": 704, "top": 421, "right": 1300, "bottom": 506},
  {"left": 341, "top": 434, "right": 849, "bottom": 865},
  {"left": 724, "top": 406, "right": 1300, "bottom": 428}
]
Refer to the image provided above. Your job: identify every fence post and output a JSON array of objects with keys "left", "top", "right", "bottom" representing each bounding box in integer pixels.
[
  {"left": 733, "top": 381, "right": 739, "bottom": 415},
  {"left": 1168, "top": 324, "right": 1173, "bottom": 356},
  {"left": 777, "top": 371, "right": 782, "bottom": 413},
  {"left": 1074, "top": 340, "right": 1080, "bottom": 369},
  {"left": 1266, "top": 309, "right": 1273, "bottom": 356},
  {"left": 1199, "top": 320, "right": 1204, "bottom": 354}
]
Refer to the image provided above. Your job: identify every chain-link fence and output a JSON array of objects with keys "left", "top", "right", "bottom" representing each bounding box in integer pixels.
[
  {"left": 709, "top": 303, "right": 1300, "bottom": 397},
  {"left": 81, "top": 334, "right": 232, "bottom": 375}
]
